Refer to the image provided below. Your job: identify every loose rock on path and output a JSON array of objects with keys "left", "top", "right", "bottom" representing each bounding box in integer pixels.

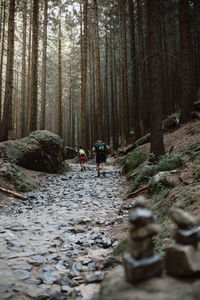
[{"left": 0, "top": 164, "right": 127, "bottom": 300}]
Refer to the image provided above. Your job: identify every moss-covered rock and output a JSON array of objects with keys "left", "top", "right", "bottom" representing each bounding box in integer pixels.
[
  {"left": 129, "top": 154, "right": 186, "bottom": 193},
  {"left": 122, "top": 150, "right": 147, "bottom": 176},
  {"left": 65, "top": 146, "right": 78, "bottom": 159},
  {"left": 2, "top": 130, "right": 66, "bottom": 173},
  {"left": 135, "top": 133, "right": 150, "bottom": 147},
  {"left": 148, "top": 171, "right": 175, "bottom": 195},
  {"left": 0, "top": 163, "right": 36, "bottom": 192}
]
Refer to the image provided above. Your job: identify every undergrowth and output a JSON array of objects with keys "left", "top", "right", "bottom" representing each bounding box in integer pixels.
[
  {"left": 122, "top": 150, "right": 147, "bottom": 176},
  {"left": 129, "top": 153, "right": 186, "bottom": 192}
]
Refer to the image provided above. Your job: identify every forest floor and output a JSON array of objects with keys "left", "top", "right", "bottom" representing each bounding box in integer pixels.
[{"left": 0, "top": 119, "right": 200, "bottom": 299}]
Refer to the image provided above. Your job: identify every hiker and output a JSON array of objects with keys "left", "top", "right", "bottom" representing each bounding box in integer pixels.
[
  {"left": 92, "top": 139, "right": 109, "bottom": 177},
  {"left": 78, "top": 146, "right": 87, "bottom": 171}
]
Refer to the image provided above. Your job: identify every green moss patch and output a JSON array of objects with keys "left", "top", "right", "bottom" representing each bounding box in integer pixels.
[
  {"left": 129, "top": 153, "right": 186, "bottom": 193},
  {"left": 113, "top": 238, "right": 128, "bottom": 256},
  {"left": 122, "top": 150, "right": 147, "bottom": 176},
  {"left": 0, "top": 163, "right": 36, "bottom": 192},
  {"left": 135, "top": 133, "right": 150, "bottom": 147}
]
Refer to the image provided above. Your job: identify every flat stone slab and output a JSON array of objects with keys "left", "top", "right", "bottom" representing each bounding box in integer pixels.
[
  {"left": 165, "top": 244, "right": 200, "bottom": 276},
  {"left": 123, "top": 253, "right": 163, "bottom": 283},
  {"left": 98, "top": 266, "right": 200, "bottom": 300}
]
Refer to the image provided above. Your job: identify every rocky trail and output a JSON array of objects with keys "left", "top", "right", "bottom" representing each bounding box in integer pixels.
[{"left": 0, "top": 164, "right": 127, "bottom": 300}]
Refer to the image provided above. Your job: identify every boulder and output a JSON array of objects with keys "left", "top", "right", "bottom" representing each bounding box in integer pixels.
[
  {"left": 65, "top": 146, "right": 78, "bottom": 159},
  {"left": 148, "top": 171, "right": 177, "bottom": 195},
  {"left": 1, "top": 130, "right": 66, "bottom": 173},
  {"left": 0, "top": 162, "right": 36, "bottom": 192},
  {"left": 163, "top": 116, "right": 179, "bottom": 132}
]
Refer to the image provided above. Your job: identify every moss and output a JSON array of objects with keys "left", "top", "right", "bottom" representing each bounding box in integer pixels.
[
  {"left": 122, "top": 150, "right": 147, "bottom": 176},
  {"left": 115, "top": 156, "right": 128, "bottom": 167},
  {"left": 113, "top": 238, "right": 128, "bottom": 256},
  {"left": 129, "top": 153, "right": 186, "bottom": 193},
  {"left": 0, "top": 163, "right": 36, "bottom": 192},
  {"left": 63, "top": 162, "right": 71, "bottom": 172},
  {"left": 171, "top": 184, "right": 200, "bottom": 208},
  {"left": 193, "top": 169, "right": 200, "bottom": 180},
  {"left": 135, "top": 133, "right": 150, "bottom": 147}
]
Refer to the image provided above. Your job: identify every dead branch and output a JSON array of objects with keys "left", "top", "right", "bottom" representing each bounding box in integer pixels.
[
  {"left": 0, "top": 186, "right": 27, "bottom": 200},
  {"left": 127, "top": 184, "right": 148, "bottom": 199}
]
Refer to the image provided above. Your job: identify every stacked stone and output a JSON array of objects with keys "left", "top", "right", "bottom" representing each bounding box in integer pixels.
[
  {"left": 165, "top": 205, "right": 200, "bottom": 277},
  {"left": 123, "top": 196, "right": 163, "bottom": 283}
]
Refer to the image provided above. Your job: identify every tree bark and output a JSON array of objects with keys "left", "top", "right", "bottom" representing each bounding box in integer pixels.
[
  {"left": 179, "top": 0, "right": 194, "bottom": 123},
  {"left": 128, "top": 0, "right": 141, "bottom": 140},
  {"left": 29, "top": 0, "right": 39, "bottom": 133},
  {"left": 0, "top": 0, "right": 15, "bottom": 141},
  {"left": 20, "top": 0, "right": 27, "bottom": 137},
  {"left": 0, "top": 0, "right": 6, "bottom": 120},
  {"left": 40, "top": 0, "right": 48, "bottom": 130},
  {"left": 147, "top": 0, "right": 165, "bottom": 158}
]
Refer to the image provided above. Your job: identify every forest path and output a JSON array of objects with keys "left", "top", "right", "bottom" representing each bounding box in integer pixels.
[{"left": 0, "top": 163, "right": 127, "bottom": 300}]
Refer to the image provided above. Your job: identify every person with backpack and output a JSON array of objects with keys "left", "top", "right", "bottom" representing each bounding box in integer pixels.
[
  {"left": 78, "top": 146, "right": 87, "bottom": 171},
  {"left": 92, "top": 139, "right": 109, "bottom": 177}
]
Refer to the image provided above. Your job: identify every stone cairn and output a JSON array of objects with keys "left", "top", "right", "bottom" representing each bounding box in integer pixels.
[
  {"left": 123, "top": 196, "right": 163, "bottom": 283},
  {"left": 165, "top": 204, "right": 200, "bottom": 277}
]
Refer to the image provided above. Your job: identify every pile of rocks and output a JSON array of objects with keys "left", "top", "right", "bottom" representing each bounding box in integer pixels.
[
  {"left": 123, "top": 196, "right": 163, "bottom": 282},
  {"left": 165, "top": 204, "right": 200, "bottom": 277}
]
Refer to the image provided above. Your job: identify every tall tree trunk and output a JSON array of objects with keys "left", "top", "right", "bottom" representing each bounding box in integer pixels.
[
  {"left": 118, "top": 2, "right": 125, "bottom": 146},
  {"left": 147, "top": 0, "right": 165, "bottom": 157},
  {"left": 136, "top": 0, "right": 149, "bottom": 134},
  {"left": 113, "top": 32, "right": 119, "bottom": 149},
  {"left": 94, "top": 0, "right": 102, "bottom": 139},
  {"left": 0, "top": 0, "right": 3, "bottom": 42},
  {"left": 24, "top": 0, "right": 32, "bottom": 136},
  {"left": 104, "top": 25, "right": 110, "bottom": 144},
  {"left": 29, "top": 0, "right": 39, "bottom": 133},
  {"left": 57, "top": 12, "right": 62, "bottom": 137},
  {"left": 0, "top": 0, "right": 6, "bottom": 120},
  {"left": 0, "top": 0, "right": 15, "bottom": 141},
  {"left": 179, "top": 0, "right": 194, "bottom": 123},
  {"left": 120, "top": 0, "right": 129, "bottom": 140},
  {"left": 20, "top": 0, "right": 27, "bottom": 137},
  {"left": 80, "top": 0, "right": 88, "bottom": 148},
  {"left": 128, "top": 0, "right": 141, "bottom": 140},
  {"left": 40, "top": 0, "right": 48, "bottom": 130},
  {"left": 192, "top": 0, "right": 200, "bottom": 100},
  {"left": 109, "top": 24, "right": 117, "bottom": 150}
]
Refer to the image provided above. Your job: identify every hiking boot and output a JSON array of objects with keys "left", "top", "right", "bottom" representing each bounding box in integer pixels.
[
  {"left": 102, "top": 172, "right": 106, "bottom": 177},
  {"left": 97, "top": 172, "right": 100, "bottom": 177}
]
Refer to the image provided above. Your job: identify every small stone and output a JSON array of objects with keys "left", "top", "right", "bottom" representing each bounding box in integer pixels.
[
  {"left": 165, "top": 244, "right": 200, "bottom": 276},
  {"left": 169, "top": 207, "right": 195, "bottom": 228},
  {"left": 123, "top": 253, "right": 163, "bottom": 283},
  {"left": 173, "top": 228, "right": 200, "bottom": 245},
  {"left": 130, "top": 223, "right": 161, "bottom": 239},
  {"left": 129, "top": 207, "right": 156, "bottom": 226},
  {"left": 132, "top": 196, "right": 148, "bottom": 208},
  {"left": 85, "top": 271, "right": 104, "bottom": 283}
]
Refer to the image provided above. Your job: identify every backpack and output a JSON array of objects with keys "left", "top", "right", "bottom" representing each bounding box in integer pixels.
[
  {"left": 79, "top": 149, "right": 85, "bottom": 156},
  {"left": 96, "top": 142, "right": 105, "bottom": 155}
]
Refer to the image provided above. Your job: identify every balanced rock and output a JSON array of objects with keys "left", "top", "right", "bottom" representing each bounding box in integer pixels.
[
  {"left": 169, "top": 207, "right": 195, "bottom": 229},
  {"left": 129, "top": 207, "right": 156, "bottom": 227},
  {"left": 165, "top": 244, "right": 200, "bottom": 277}
]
